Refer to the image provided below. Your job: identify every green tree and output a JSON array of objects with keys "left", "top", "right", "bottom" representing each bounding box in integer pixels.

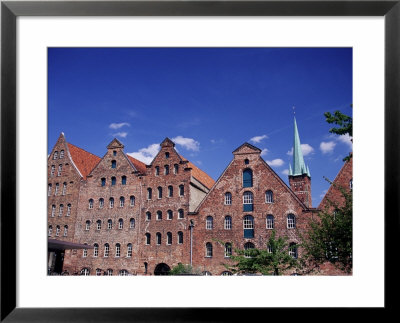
[
  {"left": 223, "top": 231, "right": 299, "bottom": 275},
  {"left": 300, "top": 181, "right": 352, "bottom": 273},
  {"left": 168, "top": 263, "right": 201, "bottom": 275},
  {"left": 324, "top": 105, "right": 352, "bottom": 161}
]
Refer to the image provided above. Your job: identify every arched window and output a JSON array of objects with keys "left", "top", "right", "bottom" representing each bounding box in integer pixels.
[
  {"left": 174, "top": 164, "right": 179, "bottom": 174},
  {"left": 119, "top": 270, "right": 129, "bottom": 276},
  {"left": 99, "top": 198, "right": 104, "bottom": 208},
  {"left": 243, "top": 215, "right": 254, "bottom": 238},
  {"left": 93, "top": 244, "right": 99, "bottom": 257},
  {"left": 177, "top": 231, "right": 183, "bottom": 244},
  {"left": 104, "top": 243, "right": 110, "bottom": 257},
  {"left": 109, "top": 197, "right": 114, "bottom": 208},
  {"left": 96, "top": 220, "right": 101, "bottom": 230},
  {"left": 129, "top": 218, "right": 135, "bottom": 228},
  {"left": 157, "top": 210, "right": 162, "bottom": 221},
  {"left": 221, "top": 271, "right": 233, "bottom": 276},
  {"left": 51, "top": 165, "right": 56, "bottom": 177},
  {"left": 111, "top": 176, "right": 116, "bottom": 186},
  {"left": 178, "top": 209, "right": 184, "bottom": 219},
  {"left": 167, "top": 232, "right": 172, "bottom": 245},
  {"left": 81, "top": 268, "right": 90, "bottom": 276},
  {"left": 59, "top": 150, "right": 64, "bottom": 159},
  {"left": 145, "top": 233, "right": 151, "bottom": 245},
  {"left": 265, "top": 190, "right": 274, "bottom": 203},
  {"left": 67, "top": 204, "right": 71, "bottom": 216},
  {"left": 289, "top": 243, "right": 298, "bottom": 259},
  {"left": 287, "top": 214, "right": 296, "bottom": 229},
  {"left": 156, "top": 232, "right": 162, "bottom": 245},
  {"left": 266, "top": 215, "right": 274, "bottom": 229},
  {"left": 158, "top": 186, "right": 162, "bottom": 199},
  {"left": 57, "top": 164, "right": 63, "bottom": 176},
  {"left": 51, "top": 205, "right": 56, "bottom": 217},
  {"left": 147, "top": 188, "right": 152, "bottom": 200},
  {"left": 146, "top": 212, "right": 151, "bottom": 221},
  {"left": 121, "top": 176, "right": 127, "bottom": 185},
  {"left": 101, "top": 178, "right": 106, "bottom": 186},
  {"left": 155, "top": 166, "right": 160, "bottom": 176},
  {"left": 115, "top": 243, "right": 121, "bottom": 257},
  {"left": 167, "top": 210, "right": 173, "bottom": 220},
  {"left": 118, "top": 218, "right": 123, "bottom": 230},
  {"left": 83, "top": 248, "right": 87, "bottom": 258},
  {"left": 179, "top": 184, "right": 184, "bottom": 196},
  {"left": 224, "top": 243, "right": 232, "bottom": 257},
  {"left": 243, "top": 168, "right": 253, "bottom": 187},
  {"left": 48, "top": 225, "right": 52, "bottom": 236},
  {"left": 243, "top": 191, "right": 254, "bottom": 211},
  {"left": 88, "top": 199, "right": 94, "bottom": 209},
  {"left": 53, "top": 151, "right": 58, "bottom": 159},
  {"left": 130, "top": 195, "right": 135, "bottom": 206},
  {"left": 106, "top": 269, "right": 113, "bottom": 276},
  {"left": 164, "top": 165, "right": 169, "bottom": 175},
  {"left": 224, "top": 216, "right": 232, "bottom": 230},
  {"left": 85, "top": 220, "right": 90, "bottom": 231},
  {"left": 62, "top": 182, "right": 67, "bottom": 195},
  {"left": 168, "top": 185, "right": 173, "bottom": 197},
  {"left": 59, "top": 204, "right": 64, "bottom": 217},
  {"left": 165, "top": 152, "right": 170, "bottom": 159},
  {"left": 63, "top": 225, "right": 68, "bottom": 236},
  {"left": 205, "top": 243, "right": 213, "bottom": 257},
  {"left": 111, "top": 160, "right": 116, "bottom": 168},
  {"left": 127, "top": 244, "right": 132, "bottom": 257},
  {"left": 54, "top": 182, "right": 59, "bottom": 195},
  {"left": 48, "top": 184, "right": 52, "bottom": 196},
  {"left": 96, "top": 269, "right": 102, "bottom": 276},
  {"left": 119, "top": 196, "right": 125, "bottom": 207},
  {"left": 224, "top": 192, "right": 232, "bottom": 205},
  {"left": 55, "top": 225, "right": 60, "bottom": 236},
  {"left": 206, "top": 216, "right": 213, "bottom": 230},
  {"left": 244, "top": 242, "right": 255, "bottom": 258},
  {"left": 107, "top": 219, "right": 112, "bottom": 230}
]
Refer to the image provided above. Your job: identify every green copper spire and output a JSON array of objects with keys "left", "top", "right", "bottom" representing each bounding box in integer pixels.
[{"left": 291, "top": 117, "right": 309, "bottom": 177}]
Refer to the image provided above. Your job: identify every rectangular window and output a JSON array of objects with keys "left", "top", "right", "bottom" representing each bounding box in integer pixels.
[{"left": 57, "top": 164, "right": 62, "bottom": 176}]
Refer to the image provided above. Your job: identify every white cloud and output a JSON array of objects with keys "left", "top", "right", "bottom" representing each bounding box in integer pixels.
[
  {"left": 172, "top": 136, "right": 200, "bottom": 151},
  {"left": 319, "top": 189, "right": 328, "bottom": 198},
  {"left": 128, "top": 143, "right": 160, "bottom": 164},
  {"left": 337, "top": 133, "right": 353, "bottom": 148},
  {"left": 250, "top": 135, "right": 268, "bottom": 144},
  {"left": 287, "top": 144, "right": 314, "bottom": 156},
  {"left": 261, "top": 148, "right": 269, "bottom": 156},
  {"left": 109, "top": 122, "right": 130, "bottom": 130},
  {"left": 267, "top": 159, "right": 284, "bottom": 167},
  {"left": 112, "top": 132, "right": 128, "bottom": 138},
  {"left": 320, "top": 141, "right": 336, "bottom": 154},
  {"left": 281, "top": 169, "right": 289, "bottom": 175}
]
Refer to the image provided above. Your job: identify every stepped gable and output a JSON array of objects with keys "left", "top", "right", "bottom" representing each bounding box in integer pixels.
[
  {"left": 179, "top": 155, "right": 215, "bottom": 190},
  {"left": 127, "top": 155, "right": 147, "bottom": 174},
  {"left": 67, "top": 143, "right": 101, "bottom": 180}
]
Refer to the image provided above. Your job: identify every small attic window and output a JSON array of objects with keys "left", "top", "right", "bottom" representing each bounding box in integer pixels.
[
  {"left": 111, "top": 160, "right": 116, "bottom": 168},
  {"left": 113, "top": 150, "right": 117, "bottom": 156},
  {"left": 165, "top": 152, "right": 170, "bottom": 159},
  {"left": 244, "top": 159, "right": 249, "bottom": 165},
  {"left": 53, "top": 151, "right": 58, "bottom": 160}
]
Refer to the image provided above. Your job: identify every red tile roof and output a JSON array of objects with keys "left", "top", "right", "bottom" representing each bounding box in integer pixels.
[
  {"left": 127, "top": 155, "right": 147, "bottom": 174},
  {"left": 67, "top": 143, "right": 101, "bottom": 179},
  {"left": 180, "top": 155, "right": 215, "bottom": 189}
]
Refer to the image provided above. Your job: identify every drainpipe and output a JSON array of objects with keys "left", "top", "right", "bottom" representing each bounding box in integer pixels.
[{"left": 189, "top": 220, "right": 195, "bottom": 266}]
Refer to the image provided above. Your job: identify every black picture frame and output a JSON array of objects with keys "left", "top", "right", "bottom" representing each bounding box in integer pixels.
[{"left": 1, "top": 1, "right": 398, "bottom": 321}]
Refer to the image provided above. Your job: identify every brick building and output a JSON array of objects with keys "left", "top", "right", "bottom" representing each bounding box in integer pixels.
[{"left": 47, "top": 118, "right": 352, "bottom": 276}]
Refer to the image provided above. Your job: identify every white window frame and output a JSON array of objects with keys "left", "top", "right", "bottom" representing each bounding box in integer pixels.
[
  {"left": 83, "top": 248, "right": 88, "bottom": 258},
  {"left": 96, "top": 220, "right": 101, "bottom": 230},
  {"left": 62, "top": 182, "right": 67, "bottom": 195},
  {"left": 85, "top": 221, "right": 90, "bottom": 231},
  {"left": 127, "top": 244, "right": 132, "bottom": 257},
  {"left": 99, "top": 198, "right": 104, "bottom": 208},
  {"left": 54, "top": 183, "right": 59, "bottom": 195},
  {"left": 178, "top": 209, "right": 184, "bottom": 219},
  {"left": 67, "top": 204, "right": 71, "bottom": 216},
  {"left": 63, "top": 225, "right": 68, "bottom": 236},
  {"left": 118, "top": 219, "right": 123, "bottom": 230},
  {"left": 115, "top": 244, "right": 121, "bottom": 257},
  {"left": 51, "top": 205, "right": 56, "bottom": 217},
  {"left": 104, "top": 244, "right": 110, "bottom": 257},
  {"left": 109, "top": 198, "right": 114, "bottom": 208},
  {"left": 88, "top": 199, "right": 94, "bottom": 209},
  {"left": 205, "top": 243, "right": 213, "bottom": 257},
  {"left": 107, "top": 219, "right": 112, "bottom": 230},
  {"left": 48, "top": 226, "right": 52, "bottom": 236},
  {"left": 129, "top": 218, "right": 135, "bottom": 228},
  {"left": 55, "top": 226, "right": 60, "bottom": 236},
  {"left": 57, "top": 164, "right": 62, "bottom": 176},
  {"left": 48, "top": 184, "right": 52, "bottom": 196},
  {"left": 266, "top": 215, "right": 274, "bottom": 229},
  {"left": 58, "top": 204, "right": 64, "bottom": 217},
  {"left": 224, "top": 192, "right": 232, "bottom": 205},
  {"left": 130, "top": 196, "right": 135, "bottom": 206},
  {"left": 243, "top": 191, "right": 253, "bottom": 205},
  {"left": 51, "top": 165, "right": 55, "bottom": 176},
  {"left": 287, "top": 214, "right": 296, "bottom": 229},
  {"left": 265, "top": 190, "right": 273, "bottom": 203},
  {"left": 224, "top": 243, "right": 232, "bottom": 258},
  {"left": 59, "top": 150, "right": 64, "bottom": 159},
  {"left": 243, "top": 215, "right": 254, "bottom": 229},
  {"left": 120, "top": 197, "right": 124, "bottom": 207},
  {"left": 206, "top": 216, "right": 213, "bottom": 230},
  {"left": 94, "top": 244, "right": 99, "bottom": 257},
  {"left": 224, "top": 216, "right": 232, "bottom": 230}
]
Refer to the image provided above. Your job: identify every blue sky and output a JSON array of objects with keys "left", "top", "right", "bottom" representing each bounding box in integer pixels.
[{"left": 48, "top": 47, "right": 352, "bottom": 207}]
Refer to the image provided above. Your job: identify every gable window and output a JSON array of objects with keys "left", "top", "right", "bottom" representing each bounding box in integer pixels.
[
  {"left": 113, "top": 150, "right": 117, "bottom": 156},
  {"left": 289, "top": 243, "right": 298, "bottom": 259},
  {"left": 224, "top": 216, "right": 232, "bottom": 230},
  {"left": 48, "top": 184, "right": 52, "bottom": 196},
  {"left": 244, "top": 242, "right": 255, "bottom": 258},
  {"left": 127, "top": 244, "right": 132, "bottom": 257},
  {"left": 121, "top": 176, "right": 127, "bottom": 185},
  {"left": 205, "top": 243, "right": 213, "bottom": 257},
  {"left": 178, "top": 209, "right": 184, "bottom": 219},
  {"left": 119, "top": 196, "right": 125, "bottom": 207},
  {"left": 88, "top": 199, "right": 94, "bottom": 209},
  {"left": 157, "top": 187, "right": 162, "bottom": 199},
  {"left": 157, "top": 211, "right": 162, "bottom": 221},
  {"left": 115, "top": 243, "right": 121, "bottom": 257},
  {"left": 146, "top": 212, "right": 151, "bottom": 221},
  {"left": 111, "top": 160, "right": 116, "bottom": 168},
  {"left": 96, "top": 220, "right": 101, "bottom": 230},
  {"left": 63, "top": 225, "right": 68, "bottom": 236},
  {"left": 111, "top": 176, "right": 116, "bottom": 186},
  {"left": 48, "top": 225, "right": 53, "bottom": 237},
  {"left": 53, "top": 151, "right": 58, "bottom": 160},
  {"left": 99, "top": 198, "right": 104, "bottom": 208},
  {"left": 174, "top": 164, "right": 179, "bottom": 174},
  {"left": 265, "top": 190, "right": 274, "bottom": 203},
  {"left": 104, "top": 244, "right": 110, "bottom": 257},
  {"left": 155, "top": 166, "right": 160, "bottom": 176},
  {"left": 168, "top": 185, "right": 173, "bottom": 197},
  {"left": 58, "top": 204, "right": 64, "bottom": 217},
  {"left": 206, "top": 216, "right": 213, "bottom": 230},
  {"left": 147, "top": 188, "right": 152, "bottom": 200},
  {"left": 243, "top": 191, "right": 254, "bottom": 212},
  {"left": 67, "top": 204, "right": 71, "bottom": 216},
  {"left": 167, "top": 210, "right": 173, "bottom": 220},
  {"left": 156, "top": 232, "right": 162, "bottom": 245},
  {"left": 243, "top": 168, "right": 253, "bottom": 188},
  {"left": 266, "top": 215, "right": 274, "bottom": 229},
  {"left": 62, "top": 182, "right": 67, "bottom": 195},
  {"left": 179, "top": 185, "right": 184, "bottom": 196},
  {"left": 101, "top": 178, "right": 106, "bottom": 186},
  {"left": 244, "top": 158, "right": 249, "bottom": 165},
  {"left": 55, "top": 225, "right": 60, "bottom": 236},
  {"left": 59, "top": 150, "right": 64, "bottom": 159},
  {"left": 93, "top": 244, "right": 99, "bottom": 257},
  {"left": 224, "top": 192, "right": 232, "bottom": 205},
  {"left": 118, "top": 218, "right": 123, "bottom": 230},
  {"left": 164, "top": 165, "right": 169, "bottom": 175},
  {"left": 177, "top": 231, "right": 183, "bottom": 244},
  {"left": 145, "top": 233, "right": 151, "bottom": 245},
  {"left": 130, "top": 196, "right": 135, "bottom": 206},
  {"left": 165, "top": 152, "right": 170, "bottom": 159},
  {"left": 107, "top": 219, "right": 112, "bottom": 230},
  {"left": 287, "top": 214, "right": 296, "bottom": 229},
  {"left": 51, "top": 205, "right": 56, "bottom": 217},
  {"left": 51, "top": 165, "right": 55, "bottom": 177},
  {"left": 109, "top": 197, "right": 114, "bottom": 208},
  {"left": 243, "top": 215, "right": 254, "bottom": 238},
  {"left": 57, "top": 164, "right": 63, "bottom": 176},
  {"left": 129, "top": 218, "right": 135, "bottom": 228},
  {"left": 85, "top": 220, "right": 90, "bottom": 231},
  {"left": 224, "top": 243, "right": 232, "bottom": 258},
  {"left": 167, "top": 232, "right": 172, "bottom": 245}
]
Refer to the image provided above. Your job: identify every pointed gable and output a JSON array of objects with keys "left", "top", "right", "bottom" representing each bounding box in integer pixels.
[
  {"left": 232, "top": 142, "right": 262, "bottom": 155},
  {"left": 107, "top": 138, "right": 124, "bottom": 150}
]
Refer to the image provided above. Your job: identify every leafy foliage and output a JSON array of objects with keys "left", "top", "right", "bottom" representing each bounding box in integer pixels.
[
  {"left": 300, "top": 181, "right": 352, "bottom": 273},
  {"left": 223, "top": 231, "right": 299, "bottom": 275},
  {"left": 168, "top": 263, "right": 201, "bottom": 275}
]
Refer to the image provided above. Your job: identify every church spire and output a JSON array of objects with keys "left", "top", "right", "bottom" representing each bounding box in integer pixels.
[{"left": 292, "top": 117, "right": 309, "bottom": 177}]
